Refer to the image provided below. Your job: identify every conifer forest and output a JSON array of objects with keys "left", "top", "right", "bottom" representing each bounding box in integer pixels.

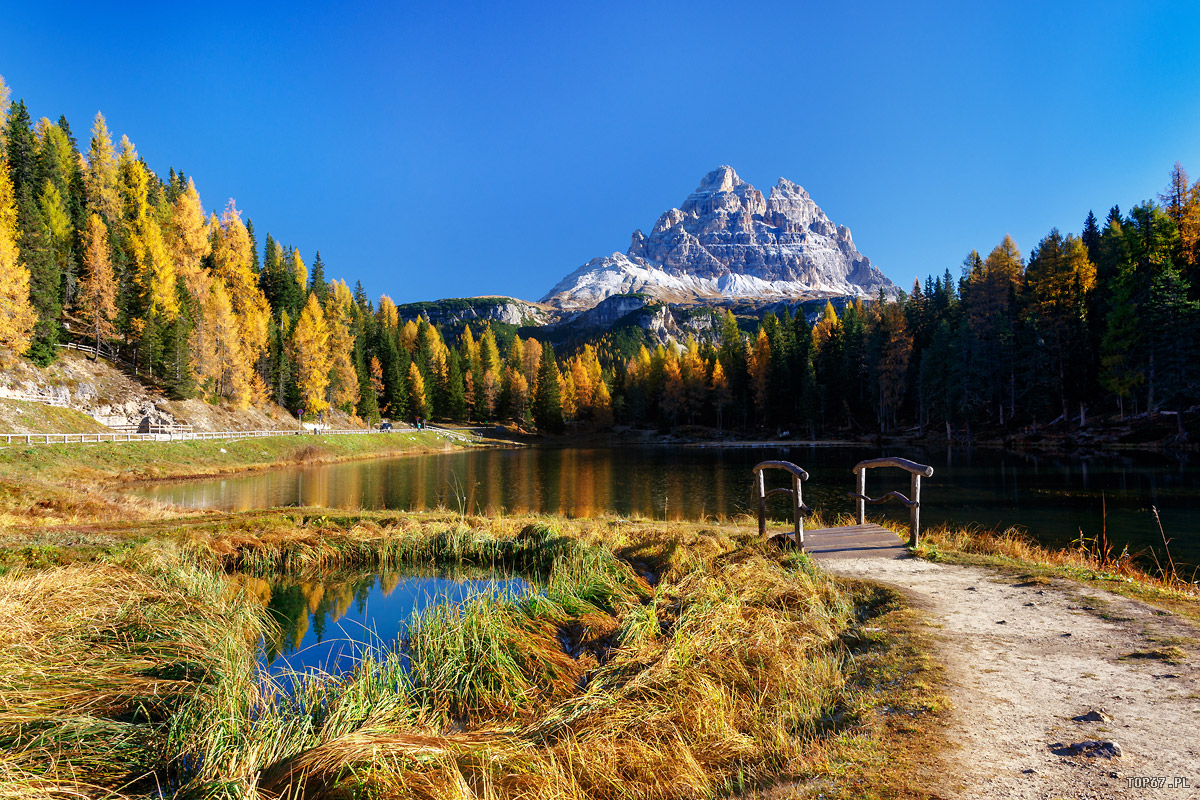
[{"left": 2, "top": 82, "right": 1198, "bottom": 438}]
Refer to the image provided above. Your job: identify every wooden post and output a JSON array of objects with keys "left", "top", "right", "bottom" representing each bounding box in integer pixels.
[
  {"left": 910, "top": 473, "right": 921, "bottom": 547},
  {"left": 792, "top": 473, "right": 803, "bottom": 543},
  {"left": 757, "top": 469, "right": 767, "bottom": 538},
  {"left": 856, "top": 469, "right": 866, "bottom": 525}
]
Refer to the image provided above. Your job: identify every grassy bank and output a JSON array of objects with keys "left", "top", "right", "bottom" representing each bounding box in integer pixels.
[
  {"left": 916, "top": 523, "right": 1200, "bottom": 616},
  {"left": 0, "top": 512, "right": 948, "bottom": 799},
  {"left": 0, "top": 429, "right": 486, "bottom": 528}
]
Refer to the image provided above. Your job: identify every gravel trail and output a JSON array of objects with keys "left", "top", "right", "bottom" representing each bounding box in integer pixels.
[{"left": 822, "top": 557, "right": 1200, "bottom": 799}]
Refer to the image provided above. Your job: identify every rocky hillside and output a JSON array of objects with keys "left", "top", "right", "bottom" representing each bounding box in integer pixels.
[
  {"left": 0, "top": 350, "right": 315, "bottom": 433},
  {"left": 542, "top": 166, "right": 896, "bottom": 313}
]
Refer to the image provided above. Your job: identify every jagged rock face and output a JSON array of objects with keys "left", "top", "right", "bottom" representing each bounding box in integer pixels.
[{"left": 542, "top": 166, "right": 896, "bottom": 312}]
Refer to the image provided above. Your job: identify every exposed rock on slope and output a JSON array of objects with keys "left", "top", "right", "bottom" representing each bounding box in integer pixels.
[
  {"left": 395, "top": 297, "right": 551, "bottom": 328},
  {"left": 542, "top": 166, "right": 895, "bottom": 313}
]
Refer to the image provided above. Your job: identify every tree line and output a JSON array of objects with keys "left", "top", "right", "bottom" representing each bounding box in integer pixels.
[{"left": 2, "top": 77, "right": 1197, "bottom": 437}]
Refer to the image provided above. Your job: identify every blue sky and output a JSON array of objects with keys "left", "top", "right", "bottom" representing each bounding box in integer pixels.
[{"left": 6, "top": 1, "right": 1200, "bottom": 304}]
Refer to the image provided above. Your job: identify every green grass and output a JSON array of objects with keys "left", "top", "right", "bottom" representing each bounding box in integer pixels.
[{"left": 0, "top": 398, "right": 112, "bottom": 434}]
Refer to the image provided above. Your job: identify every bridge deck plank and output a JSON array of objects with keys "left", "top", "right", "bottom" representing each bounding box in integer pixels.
[{"left": 772, "top": 523, "right": 911, "bottom": 560}]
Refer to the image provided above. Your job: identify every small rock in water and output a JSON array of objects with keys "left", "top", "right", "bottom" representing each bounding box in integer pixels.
[
  {"left": 1073, "top": 709, "right": 1112, "bottom": 723},
  {"left": 1050, "top": 740, "right": 1122, "bottom": 759}
]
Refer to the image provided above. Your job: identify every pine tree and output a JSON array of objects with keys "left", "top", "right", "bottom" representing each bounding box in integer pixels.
[
  {"left": 533, "top": 344, "right": 564, "bottom": 433},
  {"left": 309, "top": 251, "right": 327, "bottom": 304}
]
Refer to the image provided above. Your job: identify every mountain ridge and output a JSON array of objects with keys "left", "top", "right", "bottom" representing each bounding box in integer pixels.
[{"left": 541, "top": 166, "right": 896, "bottom": 313}]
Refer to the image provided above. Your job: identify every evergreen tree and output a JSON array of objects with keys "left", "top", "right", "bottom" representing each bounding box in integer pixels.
[
  {"left": 533, "top": 344, "right": 564, "bottom": 433},
  {"left": 309, "top": 251, "right": 328, "bottom": 304}
]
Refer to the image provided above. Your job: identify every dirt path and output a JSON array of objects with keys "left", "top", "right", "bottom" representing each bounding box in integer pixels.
[{"left": 823, "top": 557, "right": 1200, "bottom": 799}]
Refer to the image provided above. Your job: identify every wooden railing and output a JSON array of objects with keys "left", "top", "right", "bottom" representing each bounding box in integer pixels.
[
  {"left": 753, "top": 460, "right": 811, "bottom": 542},
  {"left": 2, "top": 390, "right": 69, "bottom": 407},
  {"left": 0, "top": 428, "right": 382, "bottom": 445},
  {"left": 849, "top": 457, "right": 934, "bottom": 547}
]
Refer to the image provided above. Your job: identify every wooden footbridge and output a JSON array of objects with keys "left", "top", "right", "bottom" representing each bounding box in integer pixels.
[{"left": 753, "top": 457, "right": 934, "bottom": 560}]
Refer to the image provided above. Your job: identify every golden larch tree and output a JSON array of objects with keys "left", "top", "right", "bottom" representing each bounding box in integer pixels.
[
  {"left": 378, "top": 295, "right": 399, "bottom": 331},
  {"left": 85, "top": 113, "right": 122, "bottom": 225},
  {"left": 748, "top": 329, "right": 772, "bottom": 422},
  {"left": 168, "top": 177, "right": 211, "bottom": 299},
  {"left": 77, "top": 214, "right": 118, "bottom": 354},
  {"left": 324, "top": 280, "right": 359, "bottom": 411},
  {"left": 292, "top": 293, "right": 331, "bottom": 413},
  {"left": 291, "top": 250, "right": 308, "bottom": 295},
  {"left": 407, "top": 362, "right": 427, "bottom": 420},
  {"left": 196, "top": 281, "right": 247, "bottom": 402},
  {"left": 212, "top": 200, "right": 270, "bottom": 365},
  {"left": 0, "top": 157, "right": 35, "bottom": 363}
]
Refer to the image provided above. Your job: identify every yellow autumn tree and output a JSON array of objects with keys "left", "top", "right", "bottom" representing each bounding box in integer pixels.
[
  {"left": 0, "top": 157, "right": 35, "bottom": 363},
  {"left": 593, "top": 379, "right": 614, "bottom": 428},
  {"left": 480, "top": 368, "right": 500, "bottom": 419},
  {"left": 378, "top": 295, "right": 399, "bottom": 331},
  {"left": 559, "top": 369, "right": 577, "bottom": 421},
  {"left": 85, "top": 112, "right": 121, "bottom": 226},
  {"left": 325, "top": 280, "right": 359, "bottom": 411},
  {"left": 292, "top": 293, "right": 331, "bottom": 414},
  {"left": 748, "top": 329, "right": 772, "bottom": 422},
  {"left": 812, "top": 300, "right": 839, "bottom": 354},
  {"left": 196, "top": 281, "right": 247, "bottom": 402},
  {"left": 119, "top": 138, "right": 178, "bottom": 323},
  {"left": 400, "top": 319, "right": 419, "bottom": 354},
  {"left": 77, "top": 214, "right": 118, "bottom": 354},
  {"left": 522, "top": 337, "right": 543, "bottom": 397},
  {"left": 408, "top": 362, "right": 428, "bottom": 420},
  {"left": 291, "top": 250, "right": 308, "bottom": 295},
  {"left": 711, "top": 359, "right": 732, "bottom": 431},
  {"left": 168, "top": 177, "right": 211, "bottom": 299},
  {"left": 212, "top": 199, "right": 270, "bottom": 364}
]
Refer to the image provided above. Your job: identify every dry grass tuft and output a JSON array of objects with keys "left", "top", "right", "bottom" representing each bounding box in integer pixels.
[{"left": 917, "top": 523, "right": 1200, "bottom": 605}]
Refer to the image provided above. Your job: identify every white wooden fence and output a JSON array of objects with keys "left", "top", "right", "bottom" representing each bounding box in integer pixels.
[{"left": 0, "top": 428, "right": 384, "bottom": 445}]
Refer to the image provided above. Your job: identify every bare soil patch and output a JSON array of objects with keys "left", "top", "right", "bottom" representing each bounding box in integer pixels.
[{"left": 823, "top": 557, "right": 1200, "bottom": 799}]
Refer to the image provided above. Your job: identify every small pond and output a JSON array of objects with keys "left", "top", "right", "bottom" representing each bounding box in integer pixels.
[{"left": 248, "top": 571, "right": 528, "bottom": 675}]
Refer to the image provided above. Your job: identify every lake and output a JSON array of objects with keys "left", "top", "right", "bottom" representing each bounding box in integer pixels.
[{"left": 139, "top": 445, "right": 1200, "bottom": 572}]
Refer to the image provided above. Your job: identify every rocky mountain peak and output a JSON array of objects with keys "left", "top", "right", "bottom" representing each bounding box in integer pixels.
[{"left": 542, "top": 166, "right": 897, "bottom": 313}]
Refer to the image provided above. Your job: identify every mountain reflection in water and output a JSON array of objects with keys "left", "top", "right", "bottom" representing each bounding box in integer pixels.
[{"left": 235, "top": 571, "right": 527, "bottom": 674}]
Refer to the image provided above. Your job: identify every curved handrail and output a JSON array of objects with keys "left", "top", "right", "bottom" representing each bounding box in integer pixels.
[
  {"left": 753, "top": 460, "right": 809, "bottom": 542},
  {"left": 850, "top": 457, "right": 933, "bottom": 547},
  {"left": 753, "top": 460, "right": 810, "bottom": 480},
  {"left": 852, "top": 457, "right": 934, "bottom": 477}
]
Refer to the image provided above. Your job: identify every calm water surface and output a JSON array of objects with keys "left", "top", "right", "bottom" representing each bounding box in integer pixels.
[
  {"left": 141, "top": 445, "right": 1200, "bottom": 570},
  {"left": 252, "top": 572, "right": 527, "bottom": 675}
]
